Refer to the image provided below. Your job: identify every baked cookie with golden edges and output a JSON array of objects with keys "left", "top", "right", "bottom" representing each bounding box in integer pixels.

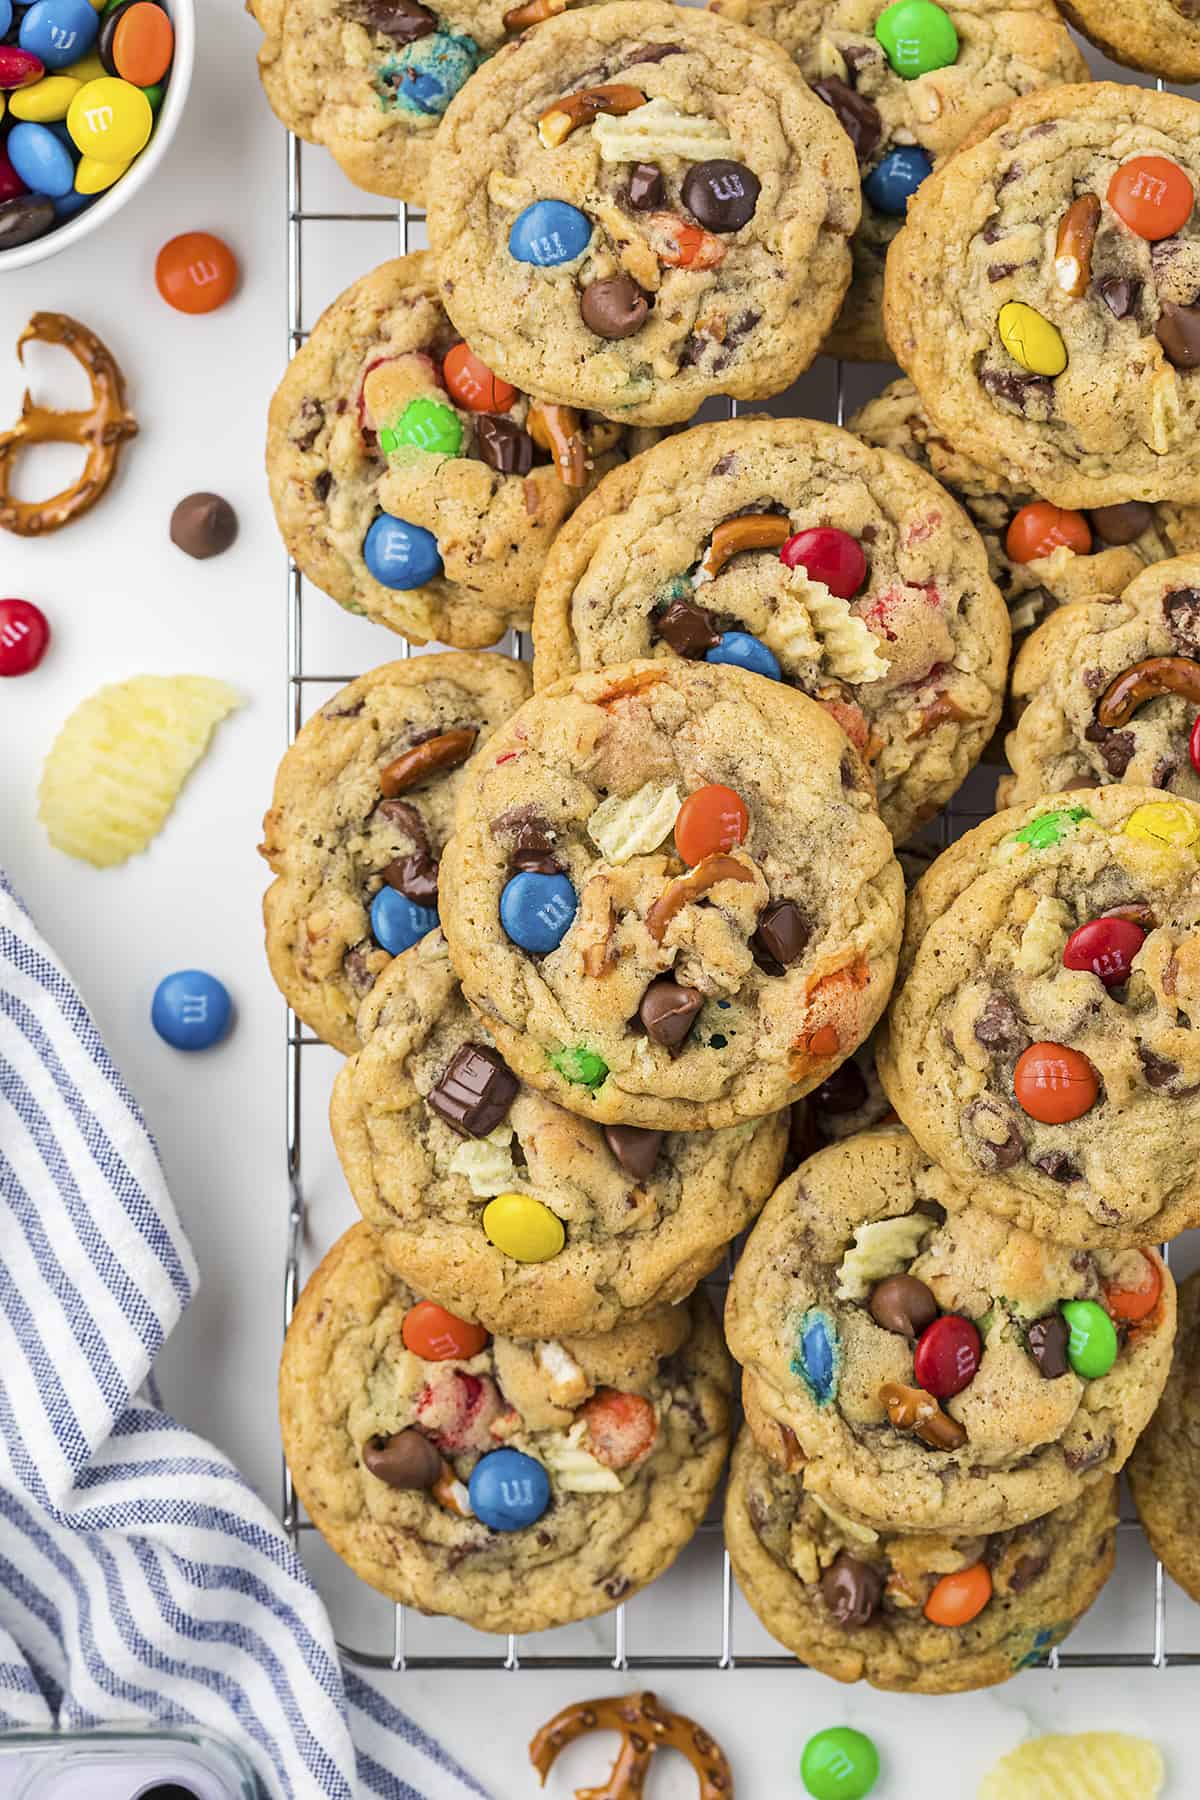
[
  {"left": 1129, "top": 1268, "right": 1200, "bottom": 1606},
  {"left": 279, "top": 1223, "right": 731, "bottom": 1631},
  {"left": 1059, "top": 0, "right": 1200, "bottom": 85}
]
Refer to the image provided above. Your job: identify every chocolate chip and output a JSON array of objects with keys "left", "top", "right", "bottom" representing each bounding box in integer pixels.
[
  {"left": 653, "top": 596, "right": 720, "bottom": 658},
  {"left": 376, "top": 797, "right": 430, "bottom": 852},
  {"left": 343, "top": 947, "right": 376, "bottom": 997},
  {"left": 811, "top": 1059, "right": 868, "bottom": 1117},
  {"left": 964, "top": 1098, "right": 1024, "bottom": 1171},
  {"left": 1027, "top": 1312, "right": 1069, "bottom": 1379},
  {"left": 355, "top": 0, "right": 437, "bottom": 41},
  {"left": 750, "top": 900, "right": 811, "bottom": 974},
  {"left": 509, "top": 820, "right": 563, "bottom": 875},
  {"left": 382, "top": 851, "right": 439, "bottom": 906},
  {"left": 1156, "top": 301, "right": 1200, "bottom": 369},
  {"left": 619, "top": 40, "right": 683, "bottom": 67},
  {"left": 1063, "top": 1433, "right": 1114, "bottom": 1473},
  {"left": 1163, "top": 586, "right": 1200, "bottom": 655},
  {"left": 1009, "top": 1552, "right": 1049, "bottom": 1594},
  {"left": 973, "top": 991, "right": 1029, "bottom": 1056},
  {"left": 868, "top": 1273, "right": 938, "bottom": 1340},
  {"left": 681, "top": 160, "right": 760, "bottom": 233},
  {"left": 170, "top": 492, "right": 238, "bottom": 560},
  {"left": 987, "top": 263, "right": 1021, "bottom": 283},
  {"left": 820, "top": 1553, "right": 883, "bottom": 1630},
  {"left": 627, "top": 162, "right": 664, "bottom": 210},
  {"left": 1088, "top": 501, "right": 1154, "bottom": 545},
  {"left": 580, "top": 274, "right": 649, "bottom": 340},
  {"left": 811, "top": 76, "right": 881, "bottom": 162},
  {"left": 362, "top": 1429, "right": 441, "bottom": 1488},
  {"left": 476, "top": 415, "right": 534, "bottom": 477},
  {"left": 1153, "top": 757, "right": 1178, "bottom": 791},
  {"left": 980, "top": 368, "right": 1053, "bottom": 414},
  {"left": 638, "top": 976, "right": 703, "bottom": 1050},
  {"left": 1083, "top": 720, "right": 1135, "bottom": 777},
  {"left": 428, "top": 1042, "right": 518, "bottom": 1136},
  {"left": 323, "top": 698, "right": 365, "bottom": 720},
  {"left": 1033, "top": 1150, "right": 1081, "bottom": 1183},
  {"left": 604, "top": 1123, "right": 664, "bottom": 1181},
  {"left": 1098, "top": 275, "right": 1141, "bottom": 320},
  {"left": 313, "top": 469, "right": 333, "bottom": 502},
  {"left": 1138, "top": 1044, "right": 1200, "bottom": 1096}
]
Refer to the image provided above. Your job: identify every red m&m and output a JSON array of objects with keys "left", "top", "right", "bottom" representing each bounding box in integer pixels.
[
  {"left": 780, "top": 526, "right": 866, "bottom": 600},
  {"left": 674, "top": 783, "right": 748, "bottom": 864},
  {"left": 1005, "top": 502, "right": 1091, "bottom": 565},
  {"left": 443, "top": 342, "right": 516, "bottom": 413},
  {"left": 913, "top": 1313, "right": 980, "bottom": 1399},
  {"left": 1062, "top": 917, "right": 1146, "bottom": 987},
  {"left": 0, "top": 598, "right": 49, "bottom": 676},
  {"left": 1013, "top": 1042, "right": 1099, "bottom": 1124},
  {"left": 1108, "top": 156, "right": 1194, "bottom": 241}
]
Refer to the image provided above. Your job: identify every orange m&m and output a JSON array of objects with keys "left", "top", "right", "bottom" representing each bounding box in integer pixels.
[
  {"left": 674, "top": 783, "right": 749, "bottom": 865},
  {"left": 924, "top": 1562, "right": 992, "bottom": 1627},
  {"left": 155, "top": 231, "right": 239, "bottom": 314},
  {"left": 1103, "top": 1249, "right": 1164, "bottom": 1323},
  {"left": 581, "top": 1388, "right": 657, "bottom": 1469},
  {"left": 1013, "top": 1041, "right": 1099, "bottom": 1124},
  {"left": 112, "top": 2, "right": 174, "bottom": 86},
  {"left": 442, "top": 342, "right": 516, "bottom": 413},
  {"left": 1005, "top": 501, "right": 1092, "bottom": 565},
  {"left": 1108, "top": 156, "right": 1194, "bottom": 241},
  {"left": 401, "top": 1299, "right": 489, "bottom": 1362}
]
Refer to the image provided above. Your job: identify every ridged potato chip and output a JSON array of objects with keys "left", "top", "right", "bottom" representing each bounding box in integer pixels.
[
  {"left": 979, "top": 1732, "right": 1165, "bottom": 1800},
  {"left": 39, "top": 675, "right": 241, "bottom": 867}
]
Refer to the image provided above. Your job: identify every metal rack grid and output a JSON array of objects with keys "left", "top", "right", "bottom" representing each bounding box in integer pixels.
[{"left": 277, "top": 113, "right": 1191, "bottom": 1676}]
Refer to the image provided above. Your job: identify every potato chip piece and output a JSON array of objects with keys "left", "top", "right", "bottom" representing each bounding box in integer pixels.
[
  {"left": 39, "top": 675, "right": 241, "bottom": 867},
  {"left": 979, "top": 1732, "right": 1165, "bottom": 1800}
]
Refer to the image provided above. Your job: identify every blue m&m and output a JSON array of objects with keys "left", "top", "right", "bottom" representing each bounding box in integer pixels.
[
  {"left": 794, "top": 1308, "right": 840, "bottom": 1407},
  {"left": 468, "top": 1448, "right": 551, "bottom": 1531},
  {"left": 863, "top": 146, "right": 933, "bottom": 216},
  {"left": 20, "top": 0, "right": 98, "bottom": 71},
  {"left": 500, "top": 870, "right": 577, "bottom": 954},
  {"left": 151, "top": 970, "right": 233, "bottom": 1051},
  {"left": 363, "top": 514, "right": 442, "bottom": 589},
  {"left": 385, "top": 31, "right": 478, "bottom": 117},
  {"left": 705, "top": 630, "right": 782, "bottom": 681},
  {"left": 509, "top": 199, "right": 592, "bottom": 267},
  {"left": 370, "top": 886, "right": 439, "bottom": 955},
  {"left": 7, "top": 120, "right": 75, "bottom": 196},
  {"left": 0, "top": 1, "right": 13, "bottom": 36}
]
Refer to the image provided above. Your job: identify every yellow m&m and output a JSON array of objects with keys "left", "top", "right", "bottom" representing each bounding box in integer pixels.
[
  {"left": 482, "top": 1192, "right": 565, "bottom": 1263},
  {"left": 67, "top": 76, "right": 151, "bottom": 163},
  {"left": 998, "top": 301, "right": 1068, "bottom": 377},
  {"left": 10, "top": 76, "right": 82, "bottom": 123},
  {"left": 75, "top": 153, "right": 129, "bottom": 195},
  {"left": 1124, "top": 801, "right": 1200, "bottom": 851}
]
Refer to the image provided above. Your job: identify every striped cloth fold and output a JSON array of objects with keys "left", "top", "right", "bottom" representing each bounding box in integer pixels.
[{"left": 0, "top": 869, "right": 489, "bottom": 1800}]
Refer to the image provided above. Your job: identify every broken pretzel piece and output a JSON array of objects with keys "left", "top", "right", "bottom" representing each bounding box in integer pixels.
[
  {"left": 530, "top": 1690, "right": 734, "bottom": 1798},
  {"left": 538, "top": 83, "right": 646, "bottom": 149}
]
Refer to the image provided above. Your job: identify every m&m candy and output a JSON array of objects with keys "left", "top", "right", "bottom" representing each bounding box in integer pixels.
[
  {"left": 1005, "top": 502, "right": 1092, "bottom": 564},
  {"left": 1061, "top": 1298, "right": 1118, "bottom": 1379},
  {"left": 1123, "top": 800, "right": 1200, "bottom": 851},
  {"left": 443, "top": 342, "right": 516, "bottom": 412},
  {"left": 75, "top": 151, "right": 125, "bottom": 192},
  {"left": 674, "top": 783, "right": 748, "bottom": 864},
  {"left": 781, "top": 525, "right": 867, "bottom": 598},
  {"left": 509, "top": 198, "right": 592, "bottom": 266},
  {"left": 0, "top": 149, "right": 25, "bottom": 201},
  {"left": 796, "top": 1308, "right": 840, "bottom": 1406},
  {"left": 924, "top": 1562, "right": 992, "bottom": 1627},
  {"left": 468, "top": 1447, "right": 551, "bottom": 1531},
  {"left": 386, "top": 30, "right": 478, "bottom": 117},
  {"left": 1062, "top": 916, "right": 1145, "bottom": 987},
  {"left": 499, "top": 869, "right": 578, "bottom": 953},
  {"left": 800, "top": 1726, "right": 879, "bottom": 1800},
  {"left": 705, "top": 630, "right": 781, "bottom": 680},
  {"left": 1104, "top": 1250, "right": 1163, "bottom": 1323},
  {"left": 874, "top": 0, "right": 958, "bottom": 77},
  {"left": 9, "top": 73, "right": 81, "bottom": 120},
  {"left": 913, "top": 1314, "right": 981, "bottom": 1399},
  {"left": 363, "top": 514, "right": 442, "bottom": 588},
  {"left": 401, "top": 1299, "right": 488, "bottom": 1361},
  {"left": 66, "top": 74, "right": 150, "bottom": 160},
  {"left": 0, "top": 46, "right": 46, "bottom": 88},
  {"left": 998, "top": 301, "right": 1067, "bottom": 377},
  {"left": 370, "top": 885, "right": 438, "bottom": 954},
  {"left": 0, "top": 598, "right": 50, "bottom": 676},
  {"left": 1013, "top": 1042, "right": 1099, "bottom": 1124},
  {"left": 1108, "top": 156, "right": 1193, "bottom": 242},
  {"left": 21, "top": 0, "right": 97, "bottom": 69},
  {"left": 151, "top": 970, "right": 233, "bottom": 1051},
  {"left": 102, "top": 0, "right": 173, "bottom": 86},
  {"left": 155, "top": 231, "right": 239, "bottom": 312},
  {"left": 863, "top": 145, "right": 932, "bottom": 215},
  {"left": 482, "top": 1191, "right": 565, "bottom": 1262},
  {"left": 7, "top": 120, "right": 74, "bottom": 196},
  {"left": 382, "top": 396, "right": 462, "bottom": 457}
]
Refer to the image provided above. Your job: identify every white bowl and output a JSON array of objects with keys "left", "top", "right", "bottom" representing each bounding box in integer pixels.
[{"left": 0, "top": 0, "right": 195, "bottom": 272}]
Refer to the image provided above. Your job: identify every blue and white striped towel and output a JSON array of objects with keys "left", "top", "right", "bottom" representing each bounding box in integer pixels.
[{"left": 0, "top": 867, "right": 490, "bottom": 1800}]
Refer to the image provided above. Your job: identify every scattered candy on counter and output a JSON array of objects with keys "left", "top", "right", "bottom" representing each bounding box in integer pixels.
[
  {"left": 151, "top": 968, "right": 232, "bottom": 1051},
  {"left": 0, "top": 311, "right": 136, "bottom": 534},
  {"left": 977, "top": 1731, "right": 1164, "bottom": 1799},
  {"left": 1013, "top": 1041, "right": 1099, "bottom": 1123},
  {"left": 482, "top": 1190, "right": 565, "bottom": 1262},
  {"left": 499, "top": 868, "right": 577, "bottom": 953},
  {"left": 800, "top": 1725, "right": 880, "bottom": 1800},
  {"left": 862, "top": 144, "right": 932, "bottom": 215},
  {"left": 369, "top": 883, "right": 439, "bottom": 953},
  {"left": 363, "top": 512, "right": 442, "bottom": 588},
  {"left": 530, "top": 1692, "right": 734, "bottom": 1800},
  {"left": 0, "top": 596, "right": 49, "bottom": 675},
  {"left": 468, "top": 1445, "right": 550, "bottom": 1530},
  {"left": 401, "top": 1299, "right": 488, "bottom": 1361},
  {"left": 170, "top": 490, "right": 238, "bottom": 558},
  {"left": 155, "top": 229, "right": 238, "bottom": 313}
]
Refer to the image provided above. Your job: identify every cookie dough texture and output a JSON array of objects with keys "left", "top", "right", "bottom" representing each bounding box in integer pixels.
[
  {"left": 260, "top": 653, "right": 531, "bottom": 1052},
  {"left": 710, "top": 0, "right": 1087, "bottom": 362},
  {"left": 879, "top": 786, "right": 1200, "bottom": 1247},
  {"left": 726, "top": 1428, "right": 1117, "bottom": 1691},
  {"left": 279, "top": 1223, "right": 732, "bottom": 1631},
  {"left": 1059, "top": 0, "right": 1200, "bottom": 85},
  {"left": 886, "top": 84, "right": 1200, "bottom": 510},
  {"left": 438, "top": 659, "right": 905, "bottom": 1130},
  {"left": 533, "top": 417, "right": 1010, "bottom": 843},
  {"left": 267, "top": 255, "right": 655, "bottom": 646},
  {"left": 1002, "top": 555, "right": 1200, "bottom": 809},
  {"left": 852, "top": 380, "right": 1200, "bottom": 639},
  {"left": 1129, "top": 1270, "right": 1200, "bottom": 1604},
  {"left": 427, "top": 2, "right": 861, "bottom": 425},
  {"left": 725, "top": 1128, "right": 1175, "bottom": 1533},
  {"left": 330, "top": 932, "right": 788, "bottom": 1336}
]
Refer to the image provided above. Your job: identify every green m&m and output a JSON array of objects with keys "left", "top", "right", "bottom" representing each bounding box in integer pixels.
[
  {"left": 1012, "top": 806, "right": 1091, "bottom": 850},
  {"left": 381, "top": 397, "right": 463, "bottom": 457},
  {"left": 548, "top": 1043, "right": 609, "bottom": 1088},
  {"left": 875, "top": 0, "right": 959, "bottom": 77},
  {"left": 801, "top": 1727, "right": 880, "bottom": 1800},
  {"left": 1061, "top": 1300, "right": 1118, "bottom": 1379}
]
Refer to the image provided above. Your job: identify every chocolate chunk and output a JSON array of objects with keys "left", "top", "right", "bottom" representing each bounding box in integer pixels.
[
  {"left": 1156, "top": 301, "right": 1200, "bottom": 369},
  {"left": 964, "top": 1098, "right": 1024, "bottom": 1171},
  {"left": 355, "top": 0, "right": 437, "bottom": 42},
  {"left": 653, "top": 596, "right": 720, "bottom": 658},
  {"left": 980, "top": 367, "right": 1054, "bottom": 414},
  {"left": 376, "top": 797, "right": 430, "bottom": 853},
  {"left": 322, "top": 698, "right": 365, "bottom": 720},
  {"left": 170, "top": 491, "right": 238, "bottom": 560},
  {"left": 362, "top": 1429, "right": 441, "bottom": 1488},
  {"left": 382, "top": 851, "right": 439, "bottom": 905},
  {"left": 1138, "top": 1045, "right": 1200, "bottom": 1096},
  {"left": 1083, "top": 720, "right": 1135, "bottom": 777},
  {"left": 1033, "top": 1150, "right": 1081, "bottom": 1183},
  {"left": 620, "top": 40, "right": 683, "bottom": 67},
  {"left": 1063, "top": 1433, "right": 1114, "bottom": 1473},
  {"left": 839, "top": 753, "right": 859, "bottom": 790},
  {"left": 580, "top": 274, "right": 649, "bottom": 340},
  {"left": 811, "top": 1059, "right": 868, "bottom": 1118},
  {"left": 750, "top": 900, "right": 811, "bottom": 974},
  {"left": 428, "top": 1042, "right": 518, "bottom": 1136},
  {"left": 1088, "top": 501, "right": 1154, "bottom": 545},
  {"left": 820, "top": 1552, "right": 883, "bottom": 1630},
  {"left": 638, "top": 976, "right": 703, "bottom": 1050},
  {"left": 711, "top": 452, "right": 738, "bottom": 477},
  {"left": 604, "top": 1123, "right": 664, "bottom": 1181},
  {"left": 476, "top": 415, "right": 534, "bottom": 476},
  {"left": 1153, "top": 757, "right": 1178, "bottom": 791},
  {"left": 973, "top": 991, "right": 1029, "bottom": 1056},
  {"left": 628, "top": 161, "right": 664, "bottom": 210},
  {"left": 681, "top": 160, "right": 761, "bottom": 233},
  {"left": 1009, "top": 1552, "right": 1049, "bottom": 1594},
  {"left": 868, "top": 1273, "right": 938, "bottom": 1340},
  {"left": 1027, "top": 1312, "right": 1069, "bottom": 1379},
  {"left": 811, "top": 76, "right": 881, "bottom": 162},
  {"left": 509, "top": 820, "right": 563, "bottom": 874},
  {"left": 1163, "top": 586, "right": 1200, "bottom": 655},
  {"left": 294, "top": 396, "right": 325, "bottom": 450},
  {"left": 987, "top": 263, "right": 1021, "bottom": 283},
  {"left": 313, "top": 470, "right": 333, "bottom": 502},
  {"left": 1097, "top": 275, "right": 1141, "bottom": 320},
  {"left": 343, "top": 947, "right": 377, "bottom": 997}
]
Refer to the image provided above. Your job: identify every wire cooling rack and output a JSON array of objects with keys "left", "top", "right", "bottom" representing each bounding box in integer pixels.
[{"left": 276, "top": 96, "right": 1197, "bottom": 1674}]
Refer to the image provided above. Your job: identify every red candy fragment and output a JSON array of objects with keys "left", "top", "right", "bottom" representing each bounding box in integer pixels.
[
  {"left": 1063, "top": 917, "right": 1146, "bottom": 988},
  {"left": 0, "top": 599, "right": 49, "bottom": 677},
  {"left": 1190, "top": 712, "right": 1200, "bottom": 777},
  {"left": 581, "top": 1388, "right": 658, "bottom": 1469},
  {"left": 780, "top": 526, "right": 866, "bottom": 599},
  {"left": 912, "top": 1314, "right": 981, "bottom": 1399},
  {"left": 0, "top": 47, "right": 44, "bottom": 89},
  {"left": 414, "top": 1369, "right": 503, "bottom": 1454},
  {"left": 0, "top": 148, "right": 27, "bottom": 204},
  {"left": 1013, "top": 1042, "right": 1099, "bottom": 1124}
]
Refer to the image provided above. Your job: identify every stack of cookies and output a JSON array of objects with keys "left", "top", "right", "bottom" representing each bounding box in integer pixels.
[{"left": 254, "top": 0, "right": 1200, "bottom": 1677}]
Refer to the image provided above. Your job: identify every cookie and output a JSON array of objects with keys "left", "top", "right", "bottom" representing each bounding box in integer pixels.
[
  {"left": 531, "top": 417, "right": 1011, "bottom": 843},
  {"left": 725, "top": 1428, "right": 1117, "bottom": 1692},
  {"left": 1058, "top": 0, "right": 1200, "bottom": 85},
  {"left": 879, "top": 785, "right": 1200, "bottom": 1247},
  {"left": 724, "top": 1127, "right": 1175, "bottom": 1533},
  {"left": 885, "top": 83, "right": 1200, "bottom": 510},
  {"left": 260, "top": 653, "right": 531, "bottom": 1053},
  {"left": 1001, "top": 555, "right": 1200, "bottom": 810},
  {"left": 426, "top": 1, "right": 861, "bottom": 425},
  {"left": 267, "top": 255, "right": 657, "bottom": 647},
  {"left": 1128, "top": 1269, "right": 1200, "bottom": 1605},
  {"left": 708, "top": 0, "right": 1087, "bottom": 362},
  {"left": 852, "top": 379, "right": 1200, "bottom": 641},
  {"left": 437, "top": 659, "right": 904, "bottom": 1131},
  {"left": 329, "top": 930, "right": 789, "bottom": 1336},
  {"left": 279, "top": 1223, "right": 731, "bottom": 1632}
]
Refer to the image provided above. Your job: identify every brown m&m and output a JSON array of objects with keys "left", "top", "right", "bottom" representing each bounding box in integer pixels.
[
  {"left": 428, "top": 1041, "right": 518, "bottom": 1135},
  {"left": 681, "top": 160, "right": 760, "bottom": 232},
  {"left": 170, "top": 492, "right": 238, "bottom": 559}
]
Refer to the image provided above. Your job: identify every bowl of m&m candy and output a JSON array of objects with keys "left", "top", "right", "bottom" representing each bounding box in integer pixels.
[{"left": 0, "top": 0, "right": 193, "bottom": 268}]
